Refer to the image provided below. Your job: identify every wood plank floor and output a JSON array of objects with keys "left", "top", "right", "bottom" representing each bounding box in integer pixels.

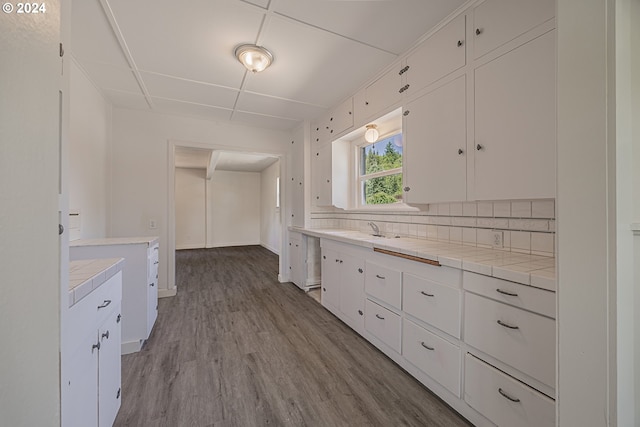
[{"left": 114, "top": 246, "right": 473, "bottom": 427}]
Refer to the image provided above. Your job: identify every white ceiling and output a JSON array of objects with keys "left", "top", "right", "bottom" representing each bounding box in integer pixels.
[
  {"left": 175, "top": 147, "right": 278, "bottom": 173},
  {"left": 71, "top": 0, "right": 467, "bottom": 131}
]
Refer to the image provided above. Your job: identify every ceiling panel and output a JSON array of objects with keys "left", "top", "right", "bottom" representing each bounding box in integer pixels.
[
  {"left": 80, "top": 61, "right": 141, "bottom": 93},
  {"left": 152, "top": 98, "right": 233, "bottom": 122},
  {"left": 274, "top": 0, "right": 467, "bottom": 55},
  {"left": 108, "top": 0, "right": 264, "bottom": 88},
  {"left": 71, "top": 0, "right": 130, "bottom": 68},
  {"left": 103, "top": 89, "right": 150, "bottom": 110},
  {"left": 245, "top": 15, "right": 396, "bottom": 106},
  {"left": 236, "top": 91, "right": 327, "bottom": 120},
  {"left": 240, "top": 0, "right": 270, "bottom": 9},
  {"left": 141, "top": 72, "right": 239, "bottom": 109},
  {"left": 232, "top": 111, "right": 299, "bottom": 130}
]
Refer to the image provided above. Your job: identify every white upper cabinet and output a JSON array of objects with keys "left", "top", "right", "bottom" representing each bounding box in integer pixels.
[
  {"left": 403, "top": 75, "right": 467, "bottom": 204},
  {"left": 473, "top": 0, "right": 555, "bottom": 59},
  {"left": 312, "top": 97, "right": 354, "bottom": 145},
  {"left": 404, "top": 14, "right": 466, "bottom": 96},
  {"left": 473, "top": 30, "right": 556, "bottom": 201},
  {"left": 360, "top": 67, "right": 402, "bottom": 121}
]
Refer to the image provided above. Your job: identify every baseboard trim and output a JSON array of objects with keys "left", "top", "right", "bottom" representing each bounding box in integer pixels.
[
  {"left": 261, "top": 243, "right": 280, "bottom": 255},
  {"left": 159, "top": 288, "right": 177, "bottom": 298},
  {"left": 121, "top": 340, "right": 143, "bottom": 355}
]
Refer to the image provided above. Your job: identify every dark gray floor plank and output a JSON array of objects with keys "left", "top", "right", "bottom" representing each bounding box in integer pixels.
[{"left": 114, "top": 246, "right": 472, "bottom": 427}]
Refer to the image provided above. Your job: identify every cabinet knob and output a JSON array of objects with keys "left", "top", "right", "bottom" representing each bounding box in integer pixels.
[
  {"left": 117, "top": 314, "right": 121, "bottom": 323},
  {"left": 59, "top": 224, "right": 64, "bottom": 235},
  {"left": 323, "top": 255, "right": 326, "bottom": 259},
  {"left": 476, "top": 144, "right": 483, "bottom": 151},
  {"left": 403, "top": 110, "right": 410, "bottom": 116},
  {"left": 365, "top": 101, "right": 369, "bottom": 106},
  {"left": 323, "top": 287, "right": 326, "bottom": 292},
  {"left": 326, "top": 179, "right": 330, "bottom": 183},
  {"left": 116, "top": 388, "right": 121, "bottom": 399},
  {"left": 458, "top": 148, "right": 464, "bottom": 155},
  {"left": 358, "top": 268, "right": 363, "bottom": 273},
  {"left": 457, "top": 40, "right": 464, "bottom": 47},
  {"left": 358, "top": 310, "right": 363, "bottom": 316},
  {"left": 404, "top": 186, "right": 411, "bottom": 192},
  {"left": 476, "top": 28, "right": 482, "bottom": 36},
  {"left": 150, "top": 282, "right": 155, "bottom": 287}
]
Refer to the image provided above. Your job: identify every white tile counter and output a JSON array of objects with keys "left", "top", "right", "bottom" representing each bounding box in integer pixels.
[
  {"left": 68, "top": 258, "right": 125, "bottom": 307},
  {"left": 70, "top": 236, "right": 159, "bottom": 247},
  {"left": 291, "top": 227, "right": 556, "bottom": 291}
]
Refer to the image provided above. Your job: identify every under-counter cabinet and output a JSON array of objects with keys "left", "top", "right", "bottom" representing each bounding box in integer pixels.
[
  {"left": 403, "top": 75, "right": 467, "bottom": 204},
  {"left": 70, "top": 237, "right": 159, "bottom": 354},
  {"left": 63, "top": 261, "right": 123, "bottom": 427},
  {"left": 288, "top": 231, "right": 321, "bottom": 291}
]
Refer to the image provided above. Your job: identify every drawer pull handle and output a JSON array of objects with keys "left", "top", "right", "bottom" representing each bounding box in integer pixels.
[
  {"left": 498, "top": 388, "right": 521, "bottom": 403},
  {"left": 496, "top": 288, "right": 518, "bottom": 297},
  {"left": 375, "top": 314, "right": 385, "bottom": 320},
  {"left": 97, "top": 300, "right": 111, "bottom": 309},
  {"left": 420, "top": 342, "right": 435, "bottom": 351},
  {"left": 497, "top": 320, "right": 519, "bottom": 330},
  {"left": 376, "top": 274, "right": 386, "bottom": 280},
  {"left": 420, "top": 291, "right": 435, "bottom": 297}
]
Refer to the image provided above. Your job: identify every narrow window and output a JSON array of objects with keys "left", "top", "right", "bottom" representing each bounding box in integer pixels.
[{"left": 358, "top": 133, "right": 403, "bottom": 205}]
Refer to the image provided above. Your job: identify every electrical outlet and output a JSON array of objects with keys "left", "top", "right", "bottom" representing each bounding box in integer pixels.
[
  {"left": 492, "top": 231, "right": 503, "bottom": 248},
  {"left": 149, "top": 219, "right": 157, "bottom": 230}
]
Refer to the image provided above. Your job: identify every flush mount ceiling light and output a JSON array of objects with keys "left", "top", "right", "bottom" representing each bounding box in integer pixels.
[
  {"left": 234, "top": 44, "right": 274, "bottom": 73},
  {"left": 364, "top": 124, "right": 379, "bottom": 143}
]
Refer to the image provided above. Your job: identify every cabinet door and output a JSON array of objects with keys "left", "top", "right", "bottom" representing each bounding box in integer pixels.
[
  {"left": 98, "top": 309, "right": 122, "bottom": 427},
  {"left": 474, "top": 30, "right": 555, "bottom": 201},
  {"left": 64, "top": 328, "right": 99, "bottom": 427},
  {"left": 147, "top": 246, "right": 159, "bottom": 338},
  {"left": 289, "top": 235, "right": 303, "bottom": 287},
  {"left": 363, "top": 67, "right": 402, "bottom": 119},
  {"left": 321, "top": 249, "right": 340, "bottom": 310},
  {"left": 339, "top": 253, "right": 365, "bottom": 332},
  {"left": 289, "top": 136, "right": 304, "bottom": 227},
  {"left": 312, "top": 143, "right": 332, "bottom": 206},
  {"left": 406, "top": 14, "right": 466, "bottom": 94},
  {"left": 404, "top": 75, "right": 467, "bottom": 204},
  {"left": 327, "top": 97, "right": 354, "bottom": 136},
  {"left": 473, "top": 0, "right": 555, "bottom": 59}
]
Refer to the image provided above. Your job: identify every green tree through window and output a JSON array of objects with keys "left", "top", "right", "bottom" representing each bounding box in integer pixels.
[{"left": 360, "top": 133, "right": 403, "bottom": 205}]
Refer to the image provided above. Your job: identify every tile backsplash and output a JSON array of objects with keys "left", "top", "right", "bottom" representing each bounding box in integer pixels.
[{"left": 310, "top": 200, "right": 556, "bottom": 257}]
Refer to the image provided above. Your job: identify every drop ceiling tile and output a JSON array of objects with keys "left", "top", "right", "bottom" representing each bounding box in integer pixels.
[
  {"left": 71, "top": 0, "right": 130, "bottom": 68},
  {"left": 236, "top": 92, "right": 327, "bottom": 121},
  {"left": 274, "top": 0, "right": 466, "bottom": 55},
  {"left": 108, "top": 0, "right": 264, "bottom": 88},
  {"left": 104, "top": 89, "right": 150, "bottom": 110},
  {"left": 152, "top": 97, "right": 233, "bottom": 122},
  {"left": 141, "top": 72, "right": 239, "bottom": 109},
  {"left": 80, "top": 61, "right": 141, "bottom": 93},
  {"left": 232, "top": 111, "right": 300, "bottom": 131},
  {"left": 246, "top": 15, "right": 396, "bottom": 107}
]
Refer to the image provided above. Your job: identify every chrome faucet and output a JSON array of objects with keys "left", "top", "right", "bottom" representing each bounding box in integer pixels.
[{"left": 368, "top": 222, "right": 381, "bottom": 236}]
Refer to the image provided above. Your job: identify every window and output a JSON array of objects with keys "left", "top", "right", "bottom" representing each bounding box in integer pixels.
[{"left": 358, "top": 133, "right": 403, "bottom": 205}]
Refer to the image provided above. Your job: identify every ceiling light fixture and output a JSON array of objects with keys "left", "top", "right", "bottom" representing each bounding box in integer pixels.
[
  {"left": 234, "top": 44, "right": 274, "bottom": 73},
  {"left": 364, "top": 124, "right": 379, "bottom": 143}
]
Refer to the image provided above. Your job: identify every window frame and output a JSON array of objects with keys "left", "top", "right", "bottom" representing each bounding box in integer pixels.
[{"left": 355, "top": 131, "right": 404, "bottom": 209}]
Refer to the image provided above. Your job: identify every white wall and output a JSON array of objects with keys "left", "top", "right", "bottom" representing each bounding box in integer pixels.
[
  {"left": 260, "top": 160, "right": 281, "bottom": 254},
  {"left": 175, "top": 167, "right": 206, "bottom": 249},
  {"left": 69, "top": 60, "right": 112, "bottom": 238},
  {"left": 207, "top": 170, "right": 261, "bottom": 247},
  {"left": 0, "top": 5, "right": 62, "bottom": 425},
  {"left": 110, "top": 108, "right": 290, "bottom": 293},
  {"left": 557, "top": 0, "right": 617, "bottom": 425}
]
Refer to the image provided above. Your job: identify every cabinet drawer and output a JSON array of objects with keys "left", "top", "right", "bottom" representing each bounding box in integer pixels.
[
  {"left": 464, "top": 271, "right": 555, "bottom": 319},
  {"left": 365, "top": 299, "right": 401, "bottom": 353},
  {"left": 365, "top": 261, "right": 402, "bottom": 309},
  {"left": 465, "top": 353, "right": 555, "bottom": 427},
  {"left": 403, "top": 273, "right": 461, "bottom": 338},
  {"left": 464, "top": 292, "right": 555, "bottom": 388},
  {"left": 403, "top": 319, "right": 461, "bottom": 397}
]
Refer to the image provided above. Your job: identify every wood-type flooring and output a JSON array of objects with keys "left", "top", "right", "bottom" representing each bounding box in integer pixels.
[{"left": 114, "top": 246, "right": 472, "bottom": 427}]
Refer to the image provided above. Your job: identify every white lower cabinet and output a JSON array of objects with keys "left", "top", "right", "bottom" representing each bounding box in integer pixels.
[
  {"left": 402, "top": 319, "right": 461, "bottom": 397},
  {"left": 464, "top": 292, "right": 555, "bottom": 389},
  {"left": 364, "top": 261, "right": 402, "bottom": 310},
  {"left": 365, "top": 299, "right": 401, "bottom": 353},
  {"left": 98, "top": 309, "right": 123, "bottom": 427},
  {"left": 464, "top": 353, "right": 555, "bottom": 427}
]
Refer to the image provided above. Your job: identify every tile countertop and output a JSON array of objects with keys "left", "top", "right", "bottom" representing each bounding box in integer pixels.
[
  {"left": 291, "top": 227, "right": 556, "bottom": 292},
  {"left": 70, "top": 236, "right": 159, "bottom": 247},
  {"left": 68, "top": 258, "right": 125, "bottom": 308}
]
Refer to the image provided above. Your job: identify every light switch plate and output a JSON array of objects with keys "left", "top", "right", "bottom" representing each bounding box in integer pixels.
[
  {"left": 492, "top": 231, "right": 503, "bottom": 248},
  {"left": 149, "top": 219, "right": 157, "bottom": 229}
]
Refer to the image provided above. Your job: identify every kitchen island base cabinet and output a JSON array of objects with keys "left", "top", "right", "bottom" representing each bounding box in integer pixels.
[
  {"left": 70, "top": 238, "right": 159, "bottom": 354},
  {"left": 464, "top": 353, "right": 555, "bottom": 427}
]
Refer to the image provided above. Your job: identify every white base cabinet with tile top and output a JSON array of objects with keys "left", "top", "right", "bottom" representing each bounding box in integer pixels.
[
  {"left": 288, "top": 231, "right": 321, "bottom": 291},
  {"left": 70, "top": 237, "right": 159, "bottom": 354},
  {"left": 302, "top": 229, "right": 557, "bottom": 426},
  {"left": 63, "top": 260, "right": 123, "bottom": 427}
]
